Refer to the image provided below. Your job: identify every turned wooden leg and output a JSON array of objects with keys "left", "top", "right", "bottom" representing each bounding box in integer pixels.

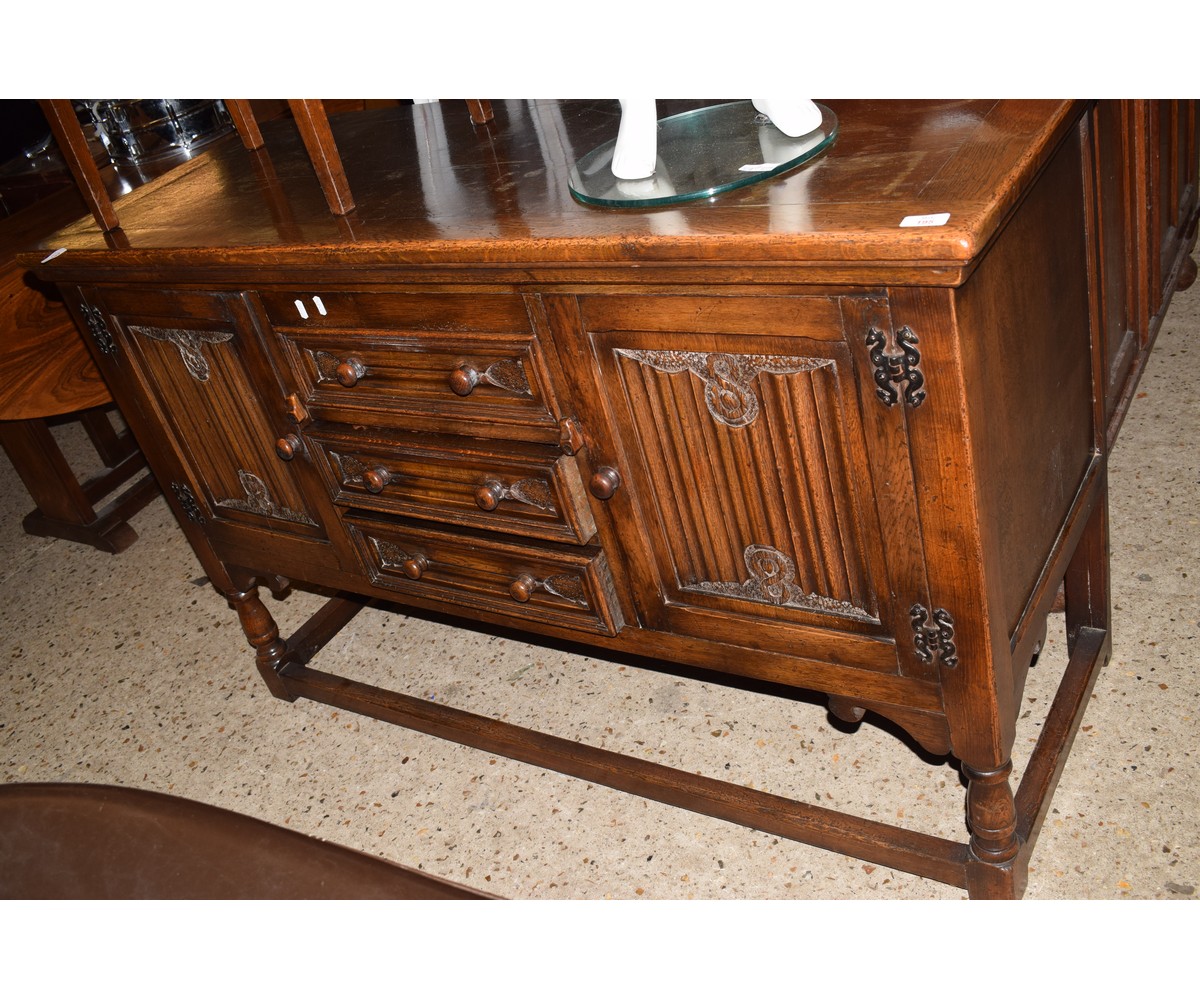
[
  {"left": 227, "top": 585, "right": 297, "bottom": 701},
  {"left": 963, "top": 760, "right": 1027, "bottom": 899}
]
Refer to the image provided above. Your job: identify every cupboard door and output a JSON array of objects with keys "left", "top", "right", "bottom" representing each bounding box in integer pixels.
[
  {"left": 85, "top": 285, "right": 328, "bottom": 539},
  {"left": 550, "top": 294, "right": 928, "bottom": 677}
]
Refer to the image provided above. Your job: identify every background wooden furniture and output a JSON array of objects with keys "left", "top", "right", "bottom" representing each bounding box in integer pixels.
[
  {"left": 1086, "top": 101, "right": 1198, "bottom": 446},
  {"left": 27, "top": 99, "right": 1199, "bottom": 898},
  {"left": 0, "top": 186, "right": 157, "bottom": 553}
]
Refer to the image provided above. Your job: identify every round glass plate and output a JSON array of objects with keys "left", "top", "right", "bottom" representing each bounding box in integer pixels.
[{"left": 569, "top": 101, "right": 837, "bottom": 208}]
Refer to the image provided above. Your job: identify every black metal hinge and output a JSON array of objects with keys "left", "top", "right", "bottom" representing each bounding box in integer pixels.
[
  {"left": 83, "top": 305, "right": 117, "bottom": 356},
  {"left": 866, "top": 326, "right": 925, "bottom": 408},
  {"left": 170, "top": 482, "right": 206, "bottom": 524},
  {"left": 911, "top": 603, "right": 958, "bottom": 668}
]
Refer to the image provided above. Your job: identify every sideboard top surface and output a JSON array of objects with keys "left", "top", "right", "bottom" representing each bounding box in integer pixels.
[{"left": 28, "top": 99, "right": 1080, "bottom": 282}]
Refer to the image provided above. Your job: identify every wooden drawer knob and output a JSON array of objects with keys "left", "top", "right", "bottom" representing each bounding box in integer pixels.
[
  {"left": 509, "top": 573, "right": 538, "bottom": 603},
  {"left": 362, "top": 467, "right": 392, "bottom": 494},
  {"left": 275, "top": 434, "right": 302, "bottom": 461},
  {"left": 401, "top": 554, "right": 428, "bottom": 580},
  {"left": 335, "top": 357, "right": 367, "bottom": 387},
  {"left": 474, "top": 480, "right": 505, "bottom": 511},
  {"left": 448, "top": 365, "right": 481, "bottom": 396},
  {"left": 589, "top": 466, "right": 621, "bottom": 500}
]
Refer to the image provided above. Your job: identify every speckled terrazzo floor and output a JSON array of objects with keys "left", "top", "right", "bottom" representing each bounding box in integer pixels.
[{"left": 2, "top": 289, "right": 1198, "bottom": 901}]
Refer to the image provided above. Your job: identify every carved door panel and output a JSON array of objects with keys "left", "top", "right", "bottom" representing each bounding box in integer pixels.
[
  {"left": 549, "top": 293, "right": 932, "bottom": 678},
  {"left": 81, "top": 285, "right": 328, "bottom": 539}
]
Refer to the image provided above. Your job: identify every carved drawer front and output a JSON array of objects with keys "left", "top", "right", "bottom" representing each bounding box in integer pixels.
[
  {"left": 307, "top": 429, "right": 597, "bottom": 544},
  {"left": 260, "top": 290, "right": 561, "bottom": 442},
  {"left": 345, "top": 517, "right": 623, "bottom": 636},
  {"left": 87, "top": 286, "right": 327, "bottom": 538}
]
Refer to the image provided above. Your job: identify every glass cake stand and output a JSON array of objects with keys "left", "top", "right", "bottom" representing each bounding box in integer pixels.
[{"left": 569, "top": 101, "right": 837, "bottom": 208}]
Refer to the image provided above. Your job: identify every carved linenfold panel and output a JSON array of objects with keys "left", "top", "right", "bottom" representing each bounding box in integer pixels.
[
  {"left": 83, "top": 306, "right": 117, "bottom": 355},
  {"left": 910, "top": 604, "right": 958, "bottom": 668},
  {"left": 613, "top": 342, "right": 875, "bottom": 622},
  {"left": 616, "top": 349, "right": 832, "bottom": 428},
  {"left": 216, "top": 470, "right": 317, "bottom": 525},
  {"left": 689, "top": 545, "right": 875, "bottom": 622},
  {"left": 866, "top": 326, "right": 926, "bottom": 408},
  {"left": 128, "top": 324, "right": 234, "bottom": 381},
  {"left": 170, "top": 482, "right": 205, "bottom": 523}
]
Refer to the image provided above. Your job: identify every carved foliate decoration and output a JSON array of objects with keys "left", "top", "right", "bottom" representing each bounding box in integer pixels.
[
  {"left": 376, "top": 539, "right": 416, "bottom": 568},
  {"left": 690, "top": 544, "right": 875, "bottom": 622},
  {"left": 866, "top": 326, "right": 925, "bottom": 408},
  {"left": 910, "top": 604, "right": 958, "bottom": 668},
  {"left": 311, "top": 350, "right": 346, "bottom": 383},
  {"left": 216, "top": 470, "right": 317, "bottom": 525},
  {"left": 525, "top": 573, "right": 589, "bottom": 607},
  {"left": 83, "top": 306, "right": 117, "bottom": 356},
  {"left": 616, "top": 349, "right": 833, "bottom": 428},
  {"left": 334, "top": 453, "right": 370, "bottom": 483},
  {"left": 479, "top": 358, "right": 533, "bottom": 396},
  {"left": 128, "top": 324, "right": 234, "bottom": 381},
  {"left": 170, "top": 482, "right": 205, "bottom": 523},
  {"left": 487, "top": 478, "right": 556, "bottom": 511}
]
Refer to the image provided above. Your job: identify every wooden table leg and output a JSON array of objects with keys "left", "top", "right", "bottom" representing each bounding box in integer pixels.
[{"left": 0, "top": 411, "right": 158, "bottom": 554}]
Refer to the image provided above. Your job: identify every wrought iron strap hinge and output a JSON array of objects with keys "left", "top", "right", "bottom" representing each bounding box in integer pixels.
[
  {"left": 866, "top": 326, "right": 926, "bottom": 408},
  {"left": 83, "top": 305, "right": 117, "bottom": 356},
  {"left": 170, "top": 482, "right": 206, "bottom": 524},
  {"left": 910, "top": 604, "right": 958, "bottom": 668}
]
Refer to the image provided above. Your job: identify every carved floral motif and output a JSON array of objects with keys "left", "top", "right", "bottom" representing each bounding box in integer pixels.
[
  {"left": 216, "top": 470, "right": 316, "bottom": 525},
  {"left": 486, "top": 477, "right": 556, "bottom": 512},
  {"left": 479, "top": 358, "right": 532, "bottom": 396},
  {"left": 541, "top": 573, "right": 588, "bottom": 607},
  {"left": 616, "top": 349, "right": 833, "bottom": 428},
  {"left": 376, "top": 539, "right": 416, "bottom": 568},
  {"left": 129, "top": 324, "right": 234, "bottom": 381},
  {"left": 690, "top": 543, "right": 874, "bottom": 621}
]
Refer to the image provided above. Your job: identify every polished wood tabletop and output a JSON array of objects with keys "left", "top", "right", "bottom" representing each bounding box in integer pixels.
[{"left": 29, "top": 100, "right": 1080, "bottom": 282}]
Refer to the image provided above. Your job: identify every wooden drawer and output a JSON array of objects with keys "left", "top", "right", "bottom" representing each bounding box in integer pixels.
[
  {"left": 307, "top": 428, "right": 597, "bottom": 544},
  {"left": 260, "top": 289, "right": 561, "bottom": 441},
  {"left": 346, "top": 516, "right": 624, "bottom": 636}
]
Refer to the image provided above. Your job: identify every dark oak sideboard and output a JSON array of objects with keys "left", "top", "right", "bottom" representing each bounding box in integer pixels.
[{"left": 27, "top": 99, "right": 1199, "bottom": 898}]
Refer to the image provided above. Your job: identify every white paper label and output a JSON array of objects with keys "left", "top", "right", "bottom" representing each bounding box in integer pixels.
[{"left": 900, "top": 213, "right": 951, "bottom": 228}]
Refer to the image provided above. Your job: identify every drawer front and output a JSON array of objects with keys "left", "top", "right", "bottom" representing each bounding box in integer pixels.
[
  {"left": 261, "top": 290, "right": 562, "bottom": 441},
  {"left": 346, "top": 517, "right": 624, "bottom": 636},
  {"left": 308, "top": 429, "right": 597, "bottom": 544}
]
